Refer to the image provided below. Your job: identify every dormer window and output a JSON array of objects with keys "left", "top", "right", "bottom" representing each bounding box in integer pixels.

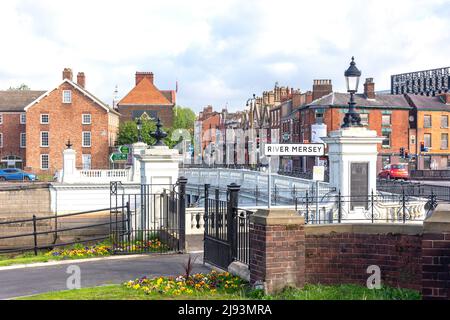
[{"left": 63, "top": 90, "right": 72, "bottom": 104}]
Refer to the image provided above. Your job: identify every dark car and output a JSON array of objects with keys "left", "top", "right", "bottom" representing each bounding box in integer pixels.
[{"left": 0, "top": 168, "right": 37, "bottom": 181}]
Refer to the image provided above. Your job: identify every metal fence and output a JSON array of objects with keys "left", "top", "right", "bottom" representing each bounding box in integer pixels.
[
  {"left": 0, "top": 206, "right": 127, "bottom": 255},
  {"left": 377, "top": 179, "right": 450, "bottom": 202},
  {"left": 295, "top": 190, "right": 436, "bottom": 224}
]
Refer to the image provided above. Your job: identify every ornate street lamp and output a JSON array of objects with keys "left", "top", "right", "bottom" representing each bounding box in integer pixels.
[
  {"left": 342, "top": 57, "right": 363, "bottom": 128},
  {"left": 150, "top": 118, "right": 168, "bottom": 146},
  {"left": 136, "top": 118, "right": 143, "bottom": 142}
]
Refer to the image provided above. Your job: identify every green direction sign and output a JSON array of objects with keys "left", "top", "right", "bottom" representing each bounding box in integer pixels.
[
  {"left": 119, "top": 145, "right": 130, "bottom": 154},
  {"left": 110, "top": 153, "right": 128, "bottom": 162}
]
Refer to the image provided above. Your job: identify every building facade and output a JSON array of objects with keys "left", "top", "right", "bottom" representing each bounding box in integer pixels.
[
  {"left": 302, "top": 78, "right": 411, "bottom": 172},
  {"left": 117, "top": 72, "right": 176, "bottom": 126},
  {"left": 24, "top": 68, "right": 120, "bottom": 175},
  {"left": 0, "top": 91, "right": 45, "bottom": 169}
]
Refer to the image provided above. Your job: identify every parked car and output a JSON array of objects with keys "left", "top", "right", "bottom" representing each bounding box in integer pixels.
[
  {"left": 0, "top": 168, "right": 37, "bottom": 181},
  {"left": 378, "top": 163, "right": 409, "bottom": 180}
]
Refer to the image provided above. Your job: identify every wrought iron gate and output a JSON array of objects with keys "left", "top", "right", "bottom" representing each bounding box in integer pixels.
[
  {"left": 110, "top": 178, "right": 186, "bottom": 254},
  {"left": 204, "top": 183, "right": 251, "bottom": 269}
]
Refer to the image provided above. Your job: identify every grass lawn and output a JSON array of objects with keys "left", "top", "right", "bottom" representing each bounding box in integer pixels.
[
  {"left": 18, "top": 283, "right": 421, "bottom": 300},
  {"left": 0, "top": 254, "right": 65, "bottom": 267}
]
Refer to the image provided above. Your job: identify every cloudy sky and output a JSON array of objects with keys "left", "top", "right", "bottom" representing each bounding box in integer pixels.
[{"left": 0, "top": 0, "right": 449, "bottom": 112}]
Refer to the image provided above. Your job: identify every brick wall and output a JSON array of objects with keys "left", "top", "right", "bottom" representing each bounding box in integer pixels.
[
  {"left": 422, "top": 232, "right": 450, "bottom": 299},
  {"left": 305, "top": 231, "right": 423, "bottom": 291},
  {"left": 25, "top": 82, "right": 113, "bottom": 175},
  {"left": 0, "top": 112, "right": 26, "bottom": 166}
]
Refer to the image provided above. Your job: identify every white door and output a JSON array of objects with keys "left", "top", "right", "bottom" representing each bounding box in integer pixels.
[{"left": 82, "top": 154, "right": 92, "bottom": 170}]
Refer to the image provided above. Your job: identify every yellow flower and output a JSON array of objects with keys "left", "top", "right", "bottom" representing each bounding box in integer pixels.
[{"left": 133, "top": 284, "right": 140, "bottom": 290}]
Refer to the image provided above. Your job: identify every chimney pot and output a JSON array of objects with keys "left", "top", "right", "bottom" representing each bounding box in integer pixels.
[
  {"left": 364, "top": 78, "right": 375, "bottom": 99},
  {"left": 63, "top": 68, "right": 73, "bottom": 81},
  {"left": 77, "top": 72, "right": 86, "bottom": 88},
  {"left": 312, "top": 79, "right": 333, "bottom": 100}
]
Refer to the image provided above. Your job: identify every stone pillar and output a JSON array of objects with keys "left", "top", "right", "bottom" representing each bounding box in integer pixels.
[
  {"left": 322, "top": 127, "right": 383, "bottom": 196},
  {"left": 249, "top": 208, "right": 305, "bottom": 294},
  {"left": 61, "top": 148, "right": 78, "bottom": 183},
  {"left": 136, "top": 145, "right": 182, "bottom": 192},
  {"left": 131, "top": 142, "right": 147, "bottom": 183},
  {"left": 322, "top": 127, "right": 383, "bottom": 220},
  {"left": 422, "top": 204, "right": 450, "bottom": 300}
]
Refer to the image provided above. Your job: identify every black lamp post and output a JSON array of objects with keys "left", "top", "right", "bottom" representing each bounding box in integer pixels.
[
  {"left": 150, "top": 118, "right": 168, "bottom": 146},
  {"left": 342, "top": 57, "right": 363, "bottom": 128},
  {"left": 136, "top": 118, "right": 143, "bottom": 142}
]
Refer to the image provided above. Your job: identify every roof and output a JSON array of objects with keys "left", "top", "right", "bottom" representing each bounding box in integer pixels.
[
  {"left": 118, "top": 77, "right": 173, "bottom": 106},
  {"left": 24, "top": 79, "right": 119, "bottom": 115},
  {"left": 305, "top": 92, "right": 411, "bottom": 109},
  {"left": 0, "top": 90, "right": 46, "bottom": 112},
  {"left": 405, "top": 94, "right": 450, "bottom": 111}
]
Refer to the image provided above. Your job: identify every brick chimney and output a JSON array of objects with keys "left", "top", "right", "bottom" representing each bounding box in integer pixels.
[
  {"left": 77, "top": 72, "right": 86, "bottom": 88},
  {"left": 312, "top": 79, "right": 332, "bottom": 101},
  {"left": 364, "top": 78, "right": 375, "bottom": 99},
  {"left": 305, "top": 91, "right": 313, "bottom": 104},
  {"left": 62, "top": 68, "right": 73, "bottom": 81},
  {"left": 135, "top": 72, "right": 154, "bottom": 85}
]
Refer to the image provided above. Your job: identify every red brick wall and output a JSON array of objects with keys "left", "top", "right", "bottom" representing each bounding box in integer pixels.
[
  {"left": 305, "top": 232, "right": 423, "bottom": 291},
  {"left": 25, "top": 82, "right": 113, "bottom": 175},
  {"left": 0, "top": 112, "right": 26, "bottom": 166},
  {"left": 422, "top": 232, "right": 450, "bottom": 299},
  {"left": 250, "top": 223, "right": 305, "bottom": 293}
]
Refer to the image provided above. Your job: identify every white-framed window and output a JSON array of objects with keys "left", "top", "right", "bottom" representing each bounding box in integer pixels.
[
  {"left": 20, "top": 133, "right": 26, "bottom": 148},
  {"left": 40, "top": 114, "right": 49, "bottom": 124},
  {"left": 82, "top": 131, "right": 91, "bottom": 147},
  {"left": 82, "top": 154, "right": 92, "bottom": 170},
  {"left": 40, "top": 131, "right": 49, "bottom": 147},
  {"left": 40, "top": 154, "right": 49, "bottom": 170},
  {"left": 0, "top": 133, "right": 3, "bottom": 148},
  {"left": 20, "top": 113, "right": 26, "bottom": 124},
  {"left": 62, "top": 90, "right": 72, "bottom": 103},
  {"left": 82, "top": 114, "right": 92, "bottom": 124},
  {"left": 0, "top": 113, "right": 3, "bottom": 124}
]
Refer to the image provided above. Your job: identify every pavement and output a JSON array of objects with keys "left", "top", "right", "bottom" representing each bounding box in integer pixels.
[{"left": 0, "top": 253, "right": 211, "bottom": 300}]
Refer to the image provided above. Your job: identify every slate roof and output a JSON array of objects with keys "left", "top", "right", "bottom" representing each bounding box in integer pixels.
[
  {"left": 405, "top": 94, "right": 450, "bottom": 111},
  {"left": 0, "top": 90, "right": 46, "bottom": 112},
  {"left": 306, "top": 92, "right": 412, "bottom": 109},
  {"left": 118, "top": 77, "right": 173, "bottom": 106}
]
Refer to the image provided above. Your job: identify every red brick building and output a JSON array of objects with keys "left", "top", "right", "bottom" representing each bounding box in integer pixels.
[
  {"left": 0, "top": 90, "right": 45, "bottom": 168},
  {"left": 24, "top": 68, "right": 120, "bottom": 175},
  {"left": 117, "top": 72, "right": 176, "bottom": 126},
  {"left": 300, "top": 78, "right": 411, "bottom": 172}
]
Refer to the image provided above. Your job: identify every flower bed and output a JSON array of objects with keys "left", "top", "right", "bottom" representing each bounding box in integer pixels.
[
  {"left": 124, "top": 271, "right": 247, "bottom": 296},
  {"left": 45, "top": 239, "right": 166, "bottom": 258}
]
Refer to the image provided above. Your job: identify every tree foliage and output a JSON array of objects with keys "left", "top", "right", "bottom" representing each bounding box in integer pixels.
[
  {"left": 117, "top": 106, "right": 196, "bottom": 149},
  {"left": 8, "top": 83, "right": 30, "bottom": 91}
]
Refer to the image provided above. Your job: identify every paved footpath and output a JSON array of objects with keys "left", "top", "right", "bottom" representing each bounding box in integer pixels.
[{"left": 0, "top": 253, "right": 211, "bottom": 300}]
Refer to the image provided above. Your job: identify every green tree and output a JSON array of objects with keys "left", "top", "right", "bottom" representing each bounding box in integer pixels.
[
  {"left": 173, "top": 106, "right": 196, "bottom": 132},
  {"left": 117, "top": 119, "right": 179, "bottom": 148},
  {"left": 8, "top": 83, "right": 30, "bottom": 91}
]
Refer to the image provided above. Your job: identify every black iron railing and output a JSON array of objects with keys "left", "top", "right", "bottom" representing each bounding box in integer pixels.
[
  {"left": 295, "top": 190, "right": 437, "bottom": 225},
  {"left": 0, "top": 206, "right": 128, "bottom": 255}
]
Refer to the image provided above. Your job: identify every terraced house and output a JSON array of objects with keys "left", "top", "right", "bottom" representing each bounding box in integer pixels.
[{"left": 23, "top": 68, "right": 120, "bottom": 175}]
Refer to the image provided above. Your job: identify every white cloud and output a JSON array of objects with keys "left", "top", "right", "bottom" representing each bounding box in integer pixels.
[{"left": 0, "top": 0, "right": 449, "bottom": 112}]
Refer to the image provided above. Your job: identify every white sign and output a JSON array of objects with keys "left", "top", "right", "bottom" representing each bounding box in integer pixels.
[
  {"left": 264, "top": 144, "right": 325, "bottom": 156},
  {"left": 313, "top": 166, "right": 325, "bottom": 181},
  {"left": 311, "top": 124, "right": 327, "bottom": 144}
]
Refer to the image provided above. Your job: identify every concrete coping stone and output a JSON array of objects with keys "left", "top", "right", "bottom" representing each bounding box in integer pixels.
[
  {"left": 305, "top": 223, "right": 423, "bottom": 236},
  {"left": 250, "top": 208, "right": 305, "bottom": 226},
  {"left": 423, "top": 203, "right": 450, "bottom": 234}
]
